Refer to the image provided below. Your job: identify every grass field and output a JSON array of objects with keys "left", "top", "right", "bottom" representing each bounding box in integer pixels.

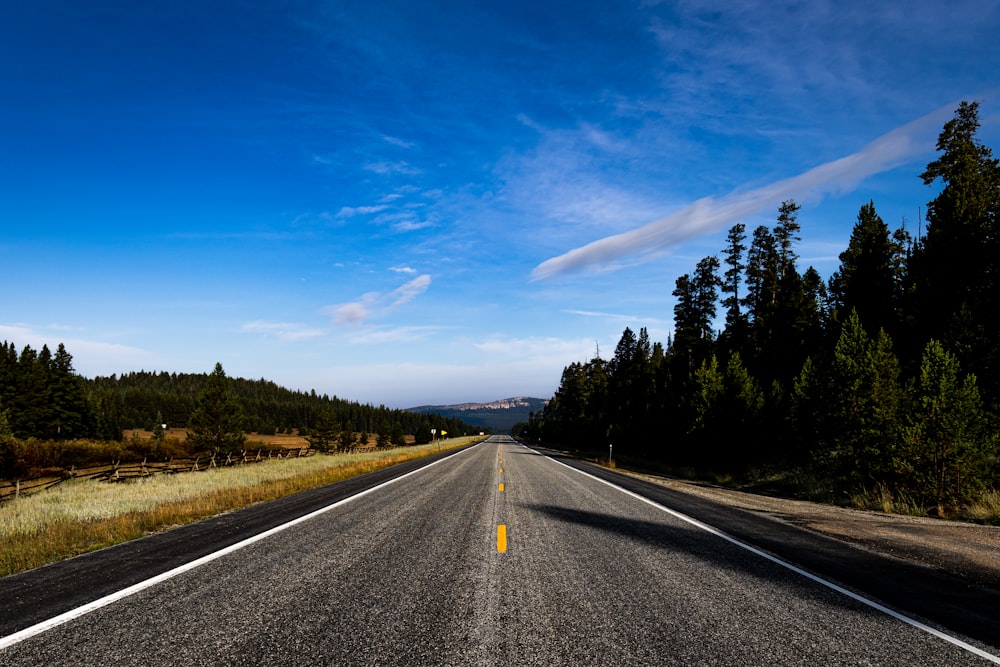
[{"left": 0, "top": 437, "right": 481, "bottom": 577}]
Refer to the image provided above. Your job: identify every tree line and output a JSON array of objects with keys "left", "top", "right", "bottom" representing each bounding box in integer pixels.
[
  {"left": 0, "top": 344, "right": 478, "bottom": 451},
  {"left": 86, "top": 369, "right": 474, "bottom": 441},
  {"left": 525, "top": 101, "right": 1000, "bottom": 512}
]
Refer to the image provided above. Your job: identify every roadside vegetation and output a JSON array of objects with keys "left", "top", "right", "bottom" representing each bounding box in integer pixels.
[
  {"left": 0, "top": 437, "right": 480, "bottom": 577},
  {"left": 0, "top": 352, "right": 484, "bottom": 576},
  {"left": 523, "top": 102, "right": 1000, "bottom": 523}
]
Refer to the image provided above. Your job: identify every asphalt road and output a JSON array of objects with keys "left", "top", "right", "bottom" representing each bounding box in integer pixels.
[{"left": 1, "top": 435, "right": 998, "bottom": 665}]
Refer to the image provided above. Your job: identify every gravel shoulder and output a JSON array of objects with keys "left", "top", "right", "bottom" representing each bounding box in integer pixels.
[{"left": 621, "top": 469, "right": 1000, "bottom": 589}]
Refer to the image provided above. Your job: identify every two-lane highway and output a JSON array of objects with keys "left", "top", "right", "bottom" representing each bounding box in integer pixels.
[{"left": 2, "top": 436, "right": 998, "bottom": 665}]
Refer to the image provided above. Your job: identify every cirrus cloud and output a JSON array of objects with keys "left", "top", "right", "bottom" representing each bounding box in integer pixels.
[
  {"left": 531, "top": 100, "right": 960, "bottom": 280},
  {"left": 324, "top": 274, "right": 432, "bottom": 326}
]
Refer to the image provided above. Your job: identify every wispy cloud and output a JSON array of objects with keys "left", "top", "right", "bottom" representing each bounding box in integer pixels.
[
  {"left": 336, "top": 204, "right": 389, "bottom": 218},
  {"left": 532, "top": 101, "right": 959, "bottom": 280},
  {"left": 365, "top": 161, "right": 421, "bottom": 176},
  {"left": 566, "top": 309, "right": 669, "bottom": 326},
  {"left": 499, "top": 122, "right": 668, "bottom": 240},
  {"left": 329, "top": 301, "right": 373, "bottom": 326},
  {"left": 392, "top": 218, "right": 434, "bottom": 232},
  {"left": 382, "top": 135, "right": 415, "bottom": 149},
  {"left": 473, "top": 336, "right": 595, "bottom": 363},
  {"left": 373, "top": 210, "right": 435, "bottom": 232},
  {"left": 241, "top": 321, "right": 326, "bottom": 341},
  {"left": 324, "top": 274, "right": 432, "bottom": 326},
  {"left": 387, "top": 274, "right": 431, "bottom": 306},
  {"left": 389, "top": 265, "right": 418, "bottom": 274},
  {"left": 344, "top": 325, "right": 439, "bottom": 345}
]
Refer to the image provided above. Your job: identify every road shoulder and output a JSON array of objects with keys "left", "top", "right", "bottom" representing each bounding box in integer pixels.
[{"left": 621, "top": 468, "right": 1000, "bottom": 589}]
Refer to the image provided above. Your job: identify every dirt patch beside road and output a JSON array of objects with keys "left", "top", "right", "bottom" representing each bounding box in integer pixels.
[{"left": 624, "top": 470, "right": 1000, "bottom": 589}]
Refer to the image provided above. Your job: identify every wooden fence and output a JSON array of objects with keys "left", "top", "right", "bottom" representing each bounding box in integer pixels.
[{"left": 0, "top": 447, "right": 315, "bottom": 504}]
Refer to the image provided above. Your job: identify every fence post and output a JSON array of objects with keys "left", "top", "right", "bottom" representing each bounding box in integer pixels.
[{"left": 14, "top": 479, "right": 19, "bottom": 499}]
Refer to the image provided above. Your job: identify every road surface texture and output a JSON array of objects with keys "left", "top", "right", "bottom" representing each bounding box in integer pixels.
[{"left": 1, "top": 435, "right": 998, "bottom": 665}]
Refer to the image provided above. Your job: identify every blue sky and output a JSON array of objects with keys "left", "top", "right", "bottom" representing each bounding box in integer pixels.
[{"left": 2, "top": 1, "right": 999, "bottom": 408}]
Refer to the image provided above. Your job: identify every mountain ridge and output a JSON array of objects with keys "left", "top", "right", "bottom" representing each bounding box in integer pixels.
[{"left": 406, "top": 396, "right": 548, "bottom": 432}]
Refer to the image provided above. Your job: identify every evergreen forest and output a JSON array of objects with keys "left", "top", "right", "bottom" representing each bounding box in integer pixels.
[
  {"left": 525, "top": 102, "right": 1000, "bottom": 513},
  {"left": 0, "top": 341, "right": 478, "bottom": 470}
]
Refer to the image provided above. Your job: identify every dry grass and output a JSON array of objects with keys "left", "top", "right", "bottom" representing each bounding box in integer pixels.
[
  {"left": 849, "top": 483, "right": 926, "bottom": 517},
  {"left": 964, "top": 489, "right": 1000, "bottom": 524},
  {"left": 0, "top": 437, "right": 480, "bottom": 576}
]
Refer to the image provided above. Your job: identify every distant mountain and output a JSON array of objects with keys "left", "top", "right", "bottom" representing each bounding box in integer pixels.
[{"left": 407, "top": 397, "right": 548, "bottom": 433}]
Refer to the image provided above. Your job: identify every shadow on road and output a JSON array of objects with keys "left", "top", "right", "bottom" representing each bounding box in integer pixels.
[{"left": 521, "top": 495, "right": 1000, "bottom": 654}]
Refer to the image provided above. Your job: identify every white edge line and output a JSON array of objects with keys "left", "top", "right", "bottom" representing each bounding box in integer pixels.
[
  {"left": 0, "top": 443, "right": 482, "bottom": 651},
  {"left": 540, "top": 449, "right": 1000, "bottom": 665}
]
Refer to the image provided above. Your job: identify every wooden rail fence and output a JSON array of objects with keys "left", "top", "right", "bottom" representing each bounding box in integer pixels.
[{"left": 0, "top": 447, "right": 315, "bottom": 503}]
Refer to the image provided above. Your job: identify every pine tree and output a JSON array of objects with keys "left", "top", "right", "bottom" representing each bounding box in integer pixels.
[
  {"left": 672, "top": 257, "right": 721, "bottom": 371},
  {"left": 720, "top": 223, "right": 749, "bottom": 351},
  {"left": 688, "top": 352, "right": 764, "bottom": 467},
  {"left": 774, "top": 199, "right": 802, "bottom": 276},
  {"left": 49, "top": 343, "right": 94, "bottom": 439},
  {"left": 0, "top": 408, "right": 21, "bottom": 479},
  {"left": 186, "top": 363, "right": 246, "bottom": 452},
  {"left": 307, "top": 407, "right": 339, "bottom": 452},
  {"left": 339, "top": 420, "right": 356, "bottom": 450},
  {"left": 671, "top": 274, "right": 699, "bottom": 371},
  {"left": 744, "top": 225, "right": 779, "bottom": 337},
  {"left": 376, "top": 420, "right": 392, "bottom": 449},
  {"left": 414, "top": 419, "right": 433, "bottom": 445},
  {"left": 911, "top": 101, "right": 1000, "bottom": 400},
  {"left": 902, "top": 340, "right": 995, "bottom": 509},
  {"left": 693, "top": 256, "right": 722, "bottom": 341},
  {"left": 690, "top": 354, "right": 724, "bottom": 446},
  {"left": 829, "top": 201, "right": 898, "bottom": 335},
  {"left": 390, "top": 422, "right": 406, "bottom": 447},
  {"left": 806, "top": 312, "right": 902, "bottom": 489}
]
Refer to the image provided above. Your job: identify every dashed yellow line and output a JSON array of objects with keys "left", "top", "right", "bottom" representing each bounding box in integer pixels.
[
  {"left": 497, "top": 524, "right": 507, "bottom": 553},
  {"left": 499, "top": 482, "right": 504, "bottom": 492}
]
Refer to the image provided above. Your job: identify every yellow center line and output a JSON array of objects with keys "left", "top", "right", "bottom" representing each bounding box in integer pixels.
[
  {"left": 497, "top": 524, "right": 507, "bottom": 553},
  {"left": 498, "top": 482, "right": 504, "bottom": 492}
]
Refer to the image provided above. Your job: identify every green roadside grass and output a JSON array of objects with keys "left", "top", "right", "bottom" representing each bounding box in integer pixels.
[{"left": 0, "top": 437, "right": 482, "bottom": 577}]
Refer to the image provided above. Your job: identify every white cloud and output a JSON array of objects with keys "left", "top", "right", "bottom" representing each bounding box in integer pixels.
[
  {"left": 472, "top": 336, "right": 595, "bottom": 365},
  {"left": 532, "top": 101, "right": 959, "bottom": 280},
  {"left": 387, "top": 274, "right": 431, "bottom": 307},
  {"left": 241, "top": 321, "right": 326, "bottom": 341},
  {"left": 330, "top": 301, "right": 372, "bottom": 325},
  {"left": 389, "top": 265, "right": 418, "bottom": 274},
  {"left": 344, "top": 325, "right": 439, "bottom": 345},
  {"left": 336, "top": 204, "right": 389, "bottom": 218},
  {"left": 365, "top": 161, "right": 421, "bottom": 176},
  {"left": 382, "top": 135, "right": 416, "bottom": 149},
  {"left": 372, "top": 210, "right": 435, "bottom": 233},
  {"left": 565, "top": 310, "right": 670, "bottom": 327},
  {"left": 324, "top": 274, "right": 432, "bottom": 326}
]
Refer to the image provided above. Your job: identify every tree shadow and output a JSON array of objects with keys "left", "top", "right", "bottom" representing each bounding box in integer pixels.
[{"left": 519, "top": 498, "right": 1000, "bottom": 652}]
